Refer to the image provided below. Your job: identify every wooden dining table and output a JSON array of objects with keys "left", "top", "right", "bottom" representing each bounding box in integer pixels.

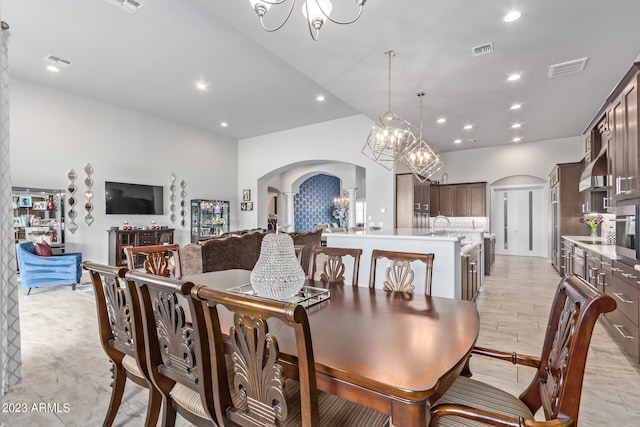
[{"left": 183, "top": 269, "right": 480, "bottom": 427}]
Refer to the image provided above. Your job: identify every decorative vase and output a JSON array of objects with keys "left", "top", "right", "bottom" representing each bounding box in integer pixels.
[
  {"left": 590, "top": 227, "right": 598, "bottom": 240},
  {"left": 250, "top": 233, "right": 305, "bottom": 300}
]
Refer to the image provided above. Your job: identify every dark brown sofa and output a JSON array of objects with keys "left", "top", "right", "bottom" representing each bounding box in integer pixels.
[{"left": 186, "top": 228, "right": 322, "bottom": 275}]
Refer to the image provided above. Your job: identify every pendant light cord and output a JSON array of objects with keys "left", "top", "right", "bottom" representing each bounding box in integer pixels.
[
  {"left": 417, "top": 92, "right": 425, "bottom": 139},
  {"left": 384, "top": 50, "right": 395, "bottom": 112}
]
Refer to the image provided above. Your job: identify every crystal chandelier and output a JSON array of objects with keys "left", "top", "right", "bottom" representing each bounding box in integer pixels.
[
  {"left": 248, "top": 0, "right": 366, "bottom": 41},
  {"left": 362, "top": 50, "right": 418, "bottom": 171},
  {"left": 401, "top": 92, "right": 444, "bottom": 183}
]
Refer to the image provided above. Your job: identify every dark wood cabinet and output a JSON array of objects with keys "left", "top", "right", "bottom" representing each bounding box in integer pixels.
[
  {"left": 602, "top": 260, "right": 639, "bottom": 362},
  {"left": 611, "top": 66, "right": 639, "bottom": 202},
  {"left": 108, "top": 228, "right": 174, "bottom": 266},
  {"left": 484, "top": 234, "right": 495, "bottom": 276},
  {"left": 430, "top": 182, "right": 485, "bottom": 217},
  {"left": 461, "top": 246, "right": 480, "bottom": 301}
]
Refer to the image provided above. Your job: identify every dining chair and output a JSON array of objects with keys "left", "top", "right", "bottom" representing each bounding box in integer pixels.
[
  {"left": 308, "top": 246, "right": 362, "bottom": 285},
  {"left": 82, "top": 261, "right": 160, "bottom": 427},
  {"left": 124, "top": 244, "right": 182, "bottom": 278},
  {"left": 369, "top": 249, "right": 435, "bottom": 294},
  {"left": 189, "top": 286, "right": 391, "bottom": 427},
  {"left": 429, "top": 273, "right": 616, "bottom": 427},
  {"left": 125, "top": 270, "right": 218, "bottom": 427},
  {"left": 294, "top": 244, "right": 306, "bottom": 266}
]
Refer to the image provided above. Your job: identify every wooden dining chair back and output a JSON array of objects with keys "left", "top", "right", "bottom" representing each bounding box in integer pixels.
[
  {"left": 308, "top": 247, "right": 363, "bottom": 285},
  {"left": 125, "top": 270, "right": 217, "bottom": 427},
  {"left": 369, "top": 249, "right": 435, "bottom": 294},
  {"left": 429, "top": 274, "right": 616, "bottom": 427},
  {"left": 294, "top": 244, "right": 306, "bottom": 266},
  {"left": 190, "top": 286, "right": 390, "bottom": 427},
  {"left": 125, "top": 244, "right": 182, "bottom": 278},
  {"left": 82, "top": 261, "right": 160, "bottom": 427}
]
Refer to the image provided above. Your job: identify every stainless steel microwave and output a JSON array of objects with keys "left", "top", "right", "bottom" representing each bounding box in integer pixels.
[{"left": 615, "top": 204, "right": 639, "bottom": 264}]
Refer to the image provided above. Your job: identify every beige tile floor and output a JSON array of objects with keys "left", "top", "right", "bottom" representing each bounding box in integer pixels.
[{"left": 2, "top": 255, "right": 640, "bottom": 426}]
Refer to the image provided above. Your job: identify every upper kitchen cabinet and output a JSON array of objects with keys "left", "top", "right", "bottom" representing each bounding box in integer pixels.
[
  {"left": 431, "top": 183, "right": 486, "bottom": 217},
  {"left": 611, "top": 64, "right": 640, "bottom": 203}
]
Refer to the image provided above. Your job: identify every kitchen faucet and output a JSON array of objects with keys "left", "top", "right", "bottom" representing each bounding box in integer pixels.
[{"left": 431, "top": 215, "right": 450, "bottom": 233}]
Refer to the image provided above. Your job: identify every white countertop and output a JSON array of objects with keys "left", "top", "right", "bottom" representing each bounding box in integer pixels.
[
  {"left": 324, "top": 228, "right": 464, "bottom": 242},
  {"left": 562, "top": 235, "right": 618, "bottom": 259}
]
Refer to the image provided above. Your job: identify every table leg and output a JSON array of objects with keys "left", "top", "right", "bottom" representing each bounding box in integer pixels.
[{"left": 391, "top": 400, "right": 428, "bottom": 427}]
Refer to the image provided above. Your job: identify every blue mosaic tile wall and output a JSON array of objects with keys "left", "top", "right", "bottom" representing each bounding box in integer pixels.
[{"left": 294, "top": 174, "right": 340, "bottom": 232}]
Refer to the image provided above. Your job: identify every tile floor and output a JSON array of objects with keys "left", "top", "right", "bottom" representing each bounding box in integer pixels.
[{"left": 2, "top": 255, "right": 639, "bottom": 426}]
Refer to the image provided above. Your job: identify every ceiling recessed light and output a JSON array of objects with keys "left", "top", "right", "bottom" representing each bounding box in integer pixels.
[
  {"left": 454, "top": 139, "right": 462, "bottom": 144},
  {"left": 507, "top": 74, "right": 521, "bottom": 82},
  {"left": 510, "top": 103, "right": 522, "bottom": 110},
  {"left": 196, "top": 81, "right": 208, "bottom": 91},
  {"left": 504, "top": 11, "right": 521, "bottom": 23},
  {"left": 437, "top": 118, "right": 446, "bottom": 124},
  {"left": 316, "top": 95, "right": 325, "bottom": 102},
  {"left": 512, "top": 137, "right": 521, "bottom": 142},
  {"left": 46, "top": 65, "right": 59, "bottom": 73},
  {"left": 463, "top": 124, "right": 473, "bottom": 130},
  {"left": 220, "top": 122, "right": 228, "bottom": 127},
  {"left": 511, "top": 123, "right": 521, "bottom": 129}
]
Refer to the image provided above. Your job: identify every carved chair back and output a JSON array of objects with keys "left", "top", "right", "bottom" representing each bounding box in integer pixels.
[
  {"left": 308, "top": 247, "right": 363, "bottom": 286},
  {"left": 191, "top": 286, "right": 320, "bottom": 427},
  {"left": 520, "top": 274, "right": 617, "bottom": 423},
  {"left": 369, "top": 249, "right": 434, "bottom": 294},
  {"left": 125, "top": 270, "right": 216, "bottom": 426},
  {"left": 294, "top": 245, "right": 306, "bottom": 266},
  {"left": 125, "top": 244, "right": 182, "bottom": 278},
  {"left": 82, "top": 261, "right": 158, "bottom": 427}
]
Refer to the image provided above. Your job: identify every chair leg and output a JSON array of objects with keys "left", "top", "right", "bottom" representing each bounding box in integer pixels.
[
  {"left": 144, "top": 386, "right": 162, "bottom": 427},
  {"left": 103, "top": 363, "right": 127, "bottom": 427},
  {"left": 25, "top": 288, "right": 31, "bottom": 296},
  {"left": 71, "top": 283, "right": 76, "bottom": 291},
  {"left": 160, "top": 399, "right": 177, "bottom": 427}
]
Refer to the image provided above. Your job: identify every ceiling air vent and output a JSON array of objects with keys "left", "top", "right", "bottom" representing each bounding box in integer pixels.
[
  {"left": 105, "top": 0, "right": 144, "bottom": 14},
  {"left": 471, "top": 43, "right": 494, "bottom": 57},
  {"left": 548, "top": 57, "right": 589, "bottom": 78},
  {"left": 43, "top": 55, "right": 72, "bottom": 68},
  {"left": 467, "top": 138, "right": 477, "bottom": 144}
]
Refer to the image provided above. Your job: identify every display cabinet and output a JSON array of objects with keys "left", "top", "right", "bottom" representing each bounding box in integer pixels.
[
  {"left": 12, "top": 187, "right": 65, "bottom": 253},
  {"left": 108, "top": 228, "right": 174, "bottom": 266},
  {"left": 191, "top": 199, "right": 229, "bottom": 242}
]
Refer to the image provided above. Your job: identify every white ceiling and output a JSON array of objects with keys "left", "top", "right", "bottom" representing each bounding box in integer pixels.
[{"left": 3, "top": 0, "right": 640, "bottom": 153}]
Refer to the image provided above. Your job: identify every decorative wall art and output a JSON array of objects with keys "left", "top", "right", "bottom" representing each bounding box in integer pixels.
[
  {"left": 66, "top": 169, "right": 78, "bottom": 233},
  {"left": 180, "top": 179, "right": 187, "bottom": 228},
  {"left": 169, "top": 173, "right": 177, "bottom": 223},
  {"left": 18, "top": 196, "right": 31, "bottom": 207},
  {"left": 241, "top": 202, "right": 253, "bottom": 211},
  {"left": 84, "top": 163, "right": 94, "bottom": 225},
  {"left": 242, "top": 189, "right": 251, "bottom": 201}
]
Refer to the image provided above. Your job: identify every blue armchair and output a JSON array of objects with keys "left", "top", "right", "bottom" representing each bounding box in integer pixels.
[{"left": 16, "top": 241, "right": 82, "bottom": 295}]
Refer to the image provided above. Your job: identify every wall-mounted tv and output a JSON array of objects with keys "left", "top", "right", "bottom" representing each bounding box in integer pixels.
[{"left": 105, "top": 181, "right": 164, "bottom": 215}]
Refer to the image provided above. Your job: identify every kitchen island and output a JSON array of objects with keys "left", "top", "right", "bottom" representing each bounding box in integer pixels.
[{"left": 325, "top": 228, "right": 475, "bottom": 299}]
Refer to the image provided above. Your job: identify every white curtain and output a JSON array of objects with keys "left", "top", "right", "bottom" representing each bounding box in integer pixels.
[{"left": 0, "top": 20, "right": 22, "bottom": 394}]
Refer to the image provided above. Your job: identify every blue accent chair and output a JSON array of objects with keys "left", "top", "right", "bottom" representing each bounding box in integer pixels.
[{"left": 16, "top": 241, "right": 82, "bottom": 295}]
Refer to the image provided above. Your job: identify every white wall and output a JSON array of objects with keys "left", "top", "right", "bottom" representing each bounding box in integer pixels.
[
  {"left": 237, "top": 115, "right": 396, "bottom": 230},
  {"left": 10, "top": 78, "right": 238, "bottom": 264}
]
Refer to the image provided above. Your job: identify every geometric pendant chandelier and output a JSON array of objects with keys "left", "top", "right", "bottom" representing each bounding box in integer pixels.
[
  {"left": 362, "top": 50, "right": 418, "bottom": 171},
  {"left": 400, "top": 92, "right": 444, "bottom": 182}
]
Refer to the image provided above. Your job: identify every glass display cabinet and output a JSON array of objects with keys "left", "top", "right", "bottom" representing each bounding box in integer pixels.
[
  {"left": 12, "top": 187, "right": 65, "bottom": 253},
  {"left": 191, "top": 199, "right": 229, "bottom": 242}
]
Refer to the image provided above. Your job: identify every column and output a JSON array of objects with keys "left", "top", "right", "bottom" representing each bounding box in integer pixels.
[
  {"left": 345, "top": 188, "right": 358, "bottom": 230},
  {"left": 283, "top": 192, "right": 296, "bottom": 232}
]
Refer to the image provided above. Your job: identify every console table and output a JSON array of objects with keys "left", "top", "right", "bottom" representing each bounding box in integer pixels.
[{"left": 107, "top": 228, "right": 174, "bottom": 266}]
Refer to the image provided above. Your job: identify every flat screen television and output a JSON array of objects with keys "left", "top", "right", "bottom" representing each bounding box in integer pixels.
[{"left": 105, "top": 181, "right": 164, "bottom": 215}]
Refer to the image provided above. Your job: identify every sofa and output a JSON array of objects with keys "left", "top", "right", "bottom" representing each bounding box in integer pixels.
[
  {"left": 182, "top": 228, "right": 323, "bottom": 276},
  {"left": 16, "top": 241, "right": 83, "bottom": 295}
]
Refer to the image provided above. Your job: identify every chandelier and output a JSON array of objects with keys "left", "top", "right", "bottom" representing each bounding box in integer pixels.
[
  {"left": 248, "top": 0, "right": 366, "bottom": 41},
  {"left": 362, "top": 50, "right": 418, "bottom": 171},
  {"left": 401, "top": 92, "right": 443, "bottom": 182}
]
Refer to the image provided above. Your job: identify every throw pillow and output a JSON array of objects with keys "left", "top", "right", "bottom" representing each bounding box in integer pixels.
[{"left": 35, "top": 241, "right": 53, "bottom": 257}]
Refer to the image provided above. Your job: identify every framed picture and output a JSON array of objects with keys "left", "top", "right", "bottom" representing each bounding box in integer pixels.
[
  {"left": 246, "top": 202, "right": 253, "bottom": 211},
  {"left": 13, "top": 217, "right": 21, "bottom": 227},
  {"left": 242, "top": 189, "right": 251, "bottom": 201},
  {"left": 241, "top": 202, "right": 254, "bottom": 211},
  {"left": 19, "top": 196, "right": 32, "bottom": 208},
  {"left": 33, "top": 201, "right": 47, "bottom": 210}
]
